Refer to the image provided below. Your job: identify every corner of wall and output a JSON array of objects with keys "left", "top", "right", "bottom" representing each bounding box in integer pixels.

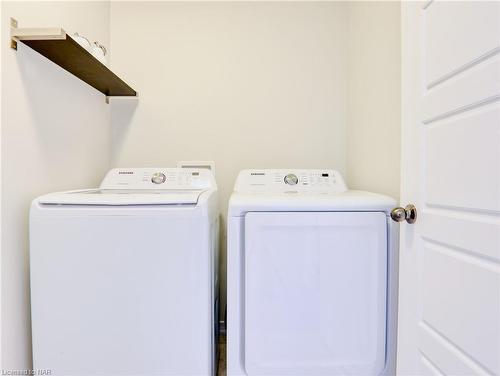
[{"left": 345, "top": 1, "right": 401, "bottom": 200}]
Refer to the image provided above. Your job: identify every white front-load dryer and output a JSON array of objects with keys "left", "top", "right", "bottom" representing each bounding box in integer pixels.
[
  {"left": 30, "top": 168, "right": 219, "bottom": 376},
  {"left": 227, "top": 169, "right": 398, "bottom": 376}
]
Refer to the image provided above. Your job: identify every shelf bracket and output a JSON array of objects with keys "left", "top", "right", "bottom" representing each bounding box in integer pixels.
[
  {"left": 10, "top": 18, "right": 66, "bottom": 51},
  {"left": 10, "top": 18, "right": 18, "bottom": 50},
  {"left": 105, "top": 93, "right": 139, "bottom": 104}
]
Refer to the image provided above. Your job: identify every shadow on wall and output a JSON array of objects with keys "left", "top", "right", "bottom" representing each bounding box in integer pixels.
[
  {"left": 110, "top": 97, "right": 139, "bottom": 166},
  {"left": 16, "top": 43, "right": 106, "bottom": 162}
]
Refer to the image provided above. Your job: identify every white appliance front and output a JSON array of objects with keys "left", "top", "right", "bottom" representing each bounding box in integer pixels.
[
  {"left": 30, "top": 168, "right": 219, "bottom": 376},
  {"left": 244, "top": 211, "right": 387, "bottom": 376},
  {"left": 227, "top": 169, "right": 398, "bottom": 376}
]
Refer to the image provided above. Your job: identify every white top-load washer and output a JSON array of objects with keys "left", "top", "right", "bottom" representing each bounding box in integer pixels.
[
  {"left": 227, "top": 169, "right": 398, "bottom": 376},
  {"left": 30, "top": 168, "right": 219, "bottom": 376}
]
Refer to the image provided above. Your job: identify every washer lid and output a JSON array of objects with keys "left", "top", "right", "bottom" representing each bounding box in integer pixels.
[
  {"left": 36, "top": 167, "right": 217, "bottom": 206},
  {"left": 37, "top": 189, "right": 203, "bottom": 206}
]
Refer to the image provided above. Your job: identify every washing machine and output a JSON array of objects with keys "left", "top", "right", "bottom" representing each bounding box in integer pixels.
[
  {"left": 227, "top": 169, "right": 398, "bottom": 376},
  {"left": 30, "top": 168, "right": 219, "bottom": 376}
]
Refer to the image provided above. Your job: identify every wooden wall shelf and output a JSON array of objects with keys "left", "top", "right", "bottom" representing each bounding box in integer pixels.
[{"left": 10, "top": 18, "right": 137, "bottom": 101}]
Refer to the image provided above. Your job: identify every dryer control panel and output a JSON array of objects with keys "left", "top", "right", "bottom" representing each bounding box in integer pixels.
[
  {"left": 99, "top": 168, "right": 216, "bottom": 190},
  {"left": 234, "top": 169, "right": 347, "bottom": 194}
]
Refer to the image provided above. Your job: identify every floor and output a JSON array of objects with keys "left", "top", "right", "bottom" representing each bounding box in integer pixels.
[{"left": 218, "top": 334, "right": 226, "bottom": 376}]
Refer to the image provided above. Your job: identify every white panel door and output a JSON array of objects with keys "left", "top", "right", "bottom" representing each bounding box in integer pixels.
[
  {"left": 398, "top": 2, "right": 500, "bottom": 375},
  {"left": 244, "top": 211, "right": 387, "bottom": 376}
]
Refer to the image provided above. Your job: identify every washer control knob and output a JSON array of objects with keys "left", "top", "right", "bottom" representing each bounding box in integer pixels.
[
  {"left": 284, "top": 174, "right": 298, "bottom": 185},
  {"left": 151, "top": 172, "right": 166, "bottom": 184}
]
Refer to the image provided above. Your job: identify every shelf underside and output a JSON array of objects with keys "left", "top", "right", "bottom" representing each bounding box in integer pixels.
[
  {"left": 12, "top": 23, "right": 137, "bottom": 98},
  {"left": 22, "top": 37, "right": 136, "bottom": 97}
]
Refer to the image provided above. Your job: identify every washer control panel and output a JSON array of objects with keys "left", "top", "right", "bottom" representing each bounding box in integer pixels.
[
  {"left": 100, "top": 168, "right": 215, "bottom": 190},
  {"left": 234, "top": 169, "right": 347, "bottom": 194}
]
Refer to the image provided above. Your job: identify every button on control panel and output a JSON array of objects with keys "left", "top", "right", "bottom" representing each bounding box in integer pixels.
[
  {"left": 151, "top": 172, "right": 166, "bottom": 184},
  {"left": 284, "top": 174, "right": 298, "bottom": 185}
]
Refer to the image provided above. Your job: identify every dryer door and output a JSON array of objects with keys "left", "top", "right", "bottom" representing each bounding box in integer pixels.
[{"left": 244, "top": 211, "right": 387, "bottom": 376}]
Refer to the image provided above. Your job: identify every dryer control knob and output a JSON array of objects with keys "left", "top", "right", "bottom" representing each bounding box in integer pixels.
[
  {"left": 284, "top": 174, "right": 298, "bottom": 185},
  {"left": 151, "top": 172, "right": 166, "bottom": 184}
]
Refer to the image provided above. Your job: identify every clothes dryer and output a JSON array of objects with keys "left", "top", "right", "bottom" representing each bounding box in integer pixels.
[{"left": 227, "top": 169, "right": 397, "bottom": 376}]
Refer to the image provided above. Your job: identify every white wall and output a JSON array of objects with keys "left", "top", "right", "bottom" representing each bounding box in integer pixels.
[
  {"left": 0, "top": 2, "right": 401, "bottom": 368},
  {"left": 109, "top": 1, "right": 349, "bottom": 320},
  {"left": 1, "top": 1, "right": 110, "bottom": 369},
  {"left": 346, "top": 1, "right": 401, "bottom": 200}
]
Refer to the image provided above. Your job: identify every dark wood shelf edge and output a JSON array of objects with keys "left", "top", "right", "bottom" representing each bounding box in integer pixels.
[{"left": 11, "top": 21, "right": 137, "bottom": 99}]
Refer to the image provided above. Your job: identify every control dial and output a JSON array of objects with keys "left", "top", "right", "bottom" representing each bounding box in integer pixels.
[
  {"left": 284, "top": 173, "right": 298, "bottom": 185},
  {"left": 151, "top": 172, "right": 166, "bottom": 184}
]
